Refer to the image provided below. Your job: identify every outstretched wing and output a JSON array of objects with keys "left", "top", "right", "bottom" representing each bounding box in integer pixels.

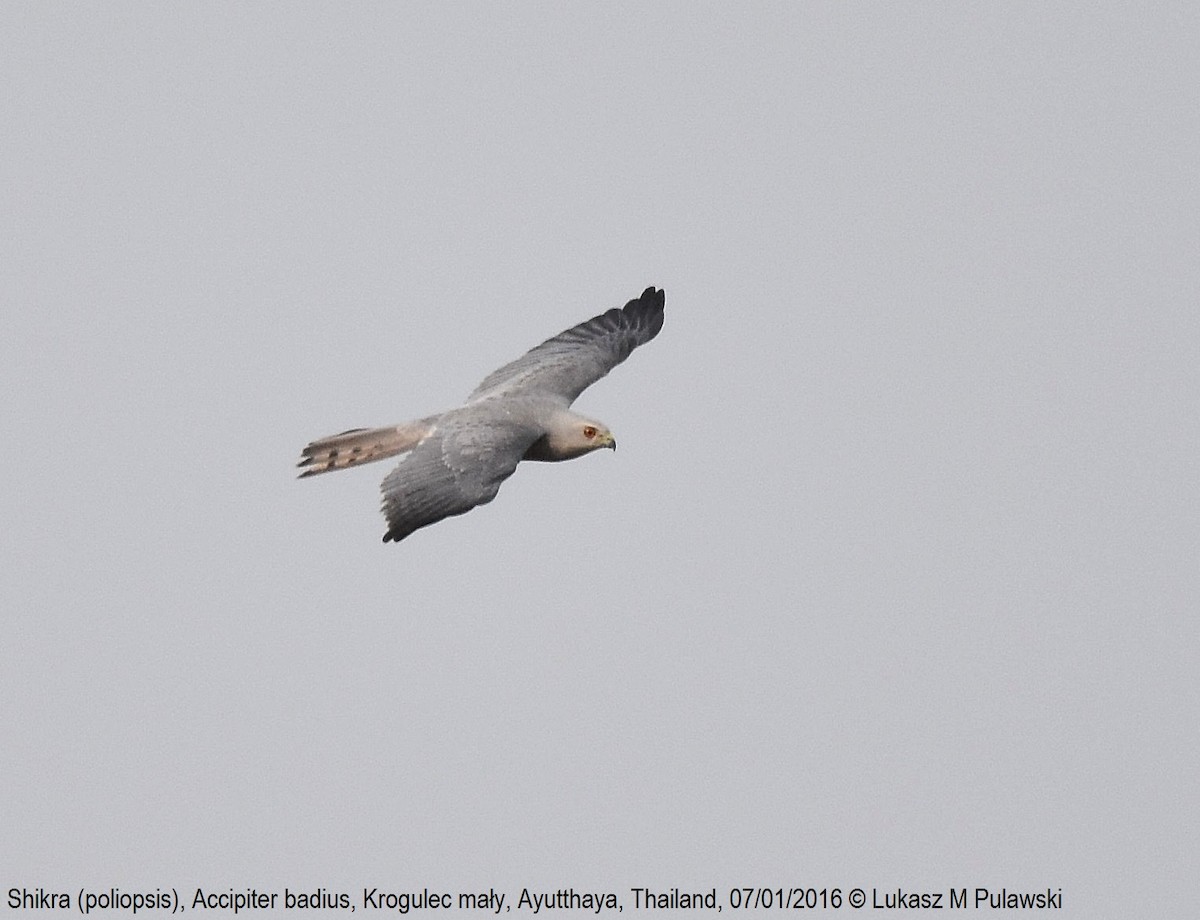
[
  {"left": 467, "top": 286, "right": 665, "bottom": 405},
  {"left": 379, "top": 406, "right": 541, "bottom": 543}
]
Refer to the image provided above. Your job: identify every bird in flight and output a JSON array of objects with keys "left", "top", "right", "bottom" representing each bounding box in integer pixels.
[{"left": 298, "top": 286, "right": 665, "bottom": 543}]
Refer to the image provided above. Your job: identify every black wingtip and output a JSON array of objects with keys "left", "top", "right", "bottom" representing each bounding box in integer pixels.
[
  {"left": 621, "top": 286, "right": 665, "bottom": 340},
  {"left": 623, "top": 286, "right": 665, "bottom": 315},
  {"left": 637, "top": 286, "right": 664, "bottom": 307}
]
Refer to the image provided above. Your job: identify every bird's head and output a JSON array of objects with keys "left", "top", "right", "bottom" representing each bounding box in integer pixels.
[
  {"left": 578, "top": 420, "right": 617, "bottom": 453},
  {"left": 525, "top": 411, "right": 616, "bottom": 461}
]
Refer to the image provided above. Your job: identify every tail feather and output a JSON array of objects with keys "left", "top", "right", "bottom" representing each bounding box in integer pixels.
[{"left": 297, "top": 419, "right": 435, "bottom": 477}]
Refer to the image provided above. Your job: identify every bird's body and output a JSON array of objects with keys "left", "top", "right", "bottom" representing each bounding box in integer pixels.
[{"left": 298, "top": 287, "right": 665, "bottom": 542}]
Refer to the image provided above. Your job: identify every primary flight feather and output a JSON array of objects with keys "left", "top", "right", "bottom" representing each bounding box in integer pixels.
[{"left": 298, "top": 286, "right": 665, "bottom": 543}]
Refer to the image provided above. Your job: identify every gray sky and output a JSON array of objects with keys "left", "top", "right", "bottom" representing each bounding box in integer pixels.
[{"left": 3, "top": 3, "right": 1197, "bottom": 916}]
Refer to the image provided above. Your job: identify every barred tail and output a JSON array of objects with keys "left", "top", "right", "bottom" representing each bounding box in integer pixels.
[{"left": 297, "top": 419, "right": 435, "bottom": 478}]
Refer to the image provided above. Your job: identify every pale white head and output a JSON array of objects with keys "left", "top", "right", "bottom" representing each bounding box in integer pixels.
[{"left": 524, "top": 409, "right": 616, "bottom": 462}]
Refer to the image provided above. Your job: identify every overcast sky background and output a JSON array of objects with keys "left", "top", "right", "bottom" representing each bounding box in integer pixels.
[{"left": 3, "top": 4, "right": 1197, "bottom": 916}]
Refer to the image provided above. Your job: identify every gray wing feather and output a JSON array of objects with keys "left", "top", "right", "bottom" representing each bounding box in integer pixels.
[
  {"left": 379, "top": 408, "right": 540, "bottom": 543},
  {"left": 467, "top": 287, "right": 665, "bottom": 405}
]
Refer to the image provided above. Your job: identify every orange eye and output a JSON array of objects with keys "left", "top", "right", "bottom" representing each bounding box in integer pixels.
[{"left": 583, "top": 426, "right": 597, "bottom": 438}]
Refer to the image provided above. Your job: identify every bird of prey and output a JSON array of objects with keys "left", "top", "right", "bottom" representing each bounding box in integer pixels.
[{"left": 298, "top": 286, "right": 665, "bottom": 543}]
